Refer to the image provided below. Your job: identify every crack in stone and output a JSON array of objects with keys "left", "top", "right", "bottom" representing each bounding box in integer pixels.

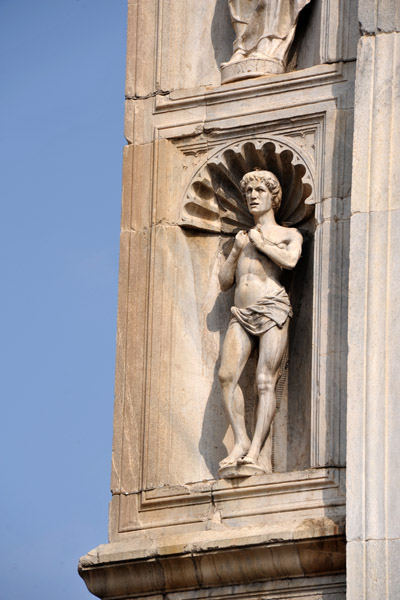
[
  {"left": 360, "top": 29, "right": 400, "bottom": 37},
  {"left": 324, "top": 58, "right": 357, "bottom": 65},
  {"left": 125, "top": 89, "right": 170, "bottom": 100}
]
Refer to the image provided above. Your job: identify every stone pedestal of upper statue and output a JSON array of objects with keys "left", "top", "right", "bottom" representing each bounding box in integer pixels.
[{"left": 221, "top": 0, "right": 311, "bottom": 83}]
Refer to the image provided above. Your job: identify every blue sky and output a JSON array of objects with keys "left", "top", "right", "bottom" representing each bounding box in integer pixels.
[{"left": 1, "top": 1, "right": 127, "bottom": 597}]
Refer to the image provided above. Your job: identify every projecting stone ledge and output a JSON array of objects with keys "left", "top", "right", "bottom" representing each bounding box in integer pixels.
[{"left": 79, "top": 518, "right": 345, "bottom": 600}]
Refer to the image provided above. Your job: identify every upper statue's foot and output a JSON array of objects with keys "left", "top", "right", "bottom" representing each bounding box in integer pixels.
[
  {"left": 221, "top": 50, "right": 246, "bottom": 68},
  {"left": 246, "top": 51, "right": 270, "bottom": 60}
]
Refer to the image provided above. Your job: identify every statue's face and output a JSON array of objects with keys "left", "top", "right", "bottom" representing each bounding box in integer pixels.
[{"left": 245, "top": 180, "right": 273, "bottom": 216}]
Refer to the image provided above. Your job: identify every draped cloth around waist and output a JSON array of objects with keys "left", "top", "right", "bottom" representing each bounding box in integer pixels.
[{"left": 231, "top": 288, "right": 292, "bottom": 336}]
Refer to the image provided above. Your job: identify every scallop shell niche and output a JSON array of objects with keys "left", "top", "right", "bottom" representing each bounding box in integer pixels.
[{"left": 180, "top": 138, "right": 315, "bottom": 233}]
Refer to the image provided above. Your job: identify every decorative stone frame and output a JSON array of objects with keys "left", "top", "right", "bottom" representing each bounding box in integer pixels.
[
  {"left": 110, "top": 62, "right": 352, "bottom": 538},
  {"left": 179, "top": 136, "right": 316, "bottom": 478}
]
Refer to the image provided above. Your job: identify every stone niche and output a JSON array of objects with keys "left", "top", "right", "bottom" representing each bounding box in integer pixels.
[
  {"left": 181, "top": 137, "right": 315, "bottom": 476},
  {"left": 79, "top": 1, "right": 359, "bottom": 599}
]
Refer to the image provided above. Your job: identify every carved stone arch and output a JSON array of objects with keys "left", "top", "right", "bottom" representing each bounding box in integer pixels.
[{"left": 180, "top": 137, "right": 315, "bottom": 234}]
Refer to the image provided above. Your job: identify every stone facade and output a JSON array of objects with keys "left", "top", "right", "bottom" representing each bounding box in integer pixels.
[
  {"left": 347, "top": 2, "right": 400, "bottom": 598},
  {"left": 79, "top": 1, "right": 400, "bottom": 598}
]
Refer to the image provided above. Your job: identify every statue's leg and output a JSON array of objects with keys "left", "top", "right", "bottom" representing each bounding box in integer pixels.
[
  {"left": 218, "top": 320, "right": 254, "bottom": 466},
  {"left": 242, "top": 319, "right": 289, "bottom": 465}
]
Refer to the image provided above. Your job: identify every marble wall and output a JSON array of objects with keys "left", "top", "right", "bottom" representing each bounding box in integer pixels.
[
  {"left": 77, "top": 1, "right": 399, "bottom": 598},
  {"left": 347, "top": 1, "right": 400, "bottom": 598}
]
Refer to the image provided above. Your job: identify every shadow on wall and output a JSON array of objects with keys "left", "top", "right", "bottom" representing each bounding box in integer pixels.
[
  {"left": 198, "top": 237, "right": 235, "bottom": 479},
  {"left": 198, "top": 272, "right": 233, "bottom": 479},
  {"left": 211, "top": 0, "right": 235, "bottom": 68}
]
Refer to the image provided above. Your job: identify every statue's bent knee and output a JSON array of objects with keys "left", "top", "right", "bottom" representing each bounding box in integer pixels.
[
  {"left": 218, "top": 367, "right": 234, "bottom": 387},
  {"left": 256, "top": 373, "right": 275, "bottom": 394}
]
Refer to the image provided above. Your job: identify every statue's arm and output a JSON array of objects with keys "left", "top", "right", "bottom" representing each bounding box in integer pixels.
[
  {"left": 248, "top": 228, "right": 302, "bottom": 270},
  {"left": 219, "top": 231, "right": 247, "bottom": 291}
]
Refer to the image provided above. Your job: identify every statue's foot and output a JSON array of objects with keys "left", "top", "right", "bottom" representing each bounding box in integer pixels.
[
  {"left": 247, "top": 51, "right": 269, "bottom": 60},
  {"left": 238, "top": 454, "right": 272, "bottom": 474},
  {"left": 237, "top": 454, "right": 258, "bottom": 466},
  {"left": 219, "top": 442, "right": 250, "bottom": 468},
  {"left": 221, "top": 50, "right": 246, "bottom": 68}
]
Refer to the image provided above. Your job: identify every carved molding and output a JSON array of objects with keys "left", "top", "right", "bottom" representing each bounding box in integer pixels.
[
  {"left": 112, "top": 86, "right": 350, "bottom": 537},
  {"left": 180, "top": 138, "right": 315, "bottom": 235},
  {"left": 117, "top": 468, "right": 344, "bottom": 533},
  {"left": 155, "top": 63, "right": 346, "bottom": 113}
]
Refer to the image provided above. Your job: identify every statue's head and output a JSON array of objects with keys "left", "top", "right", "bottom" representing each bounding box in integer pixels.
[{"left": 240, "top": 170, "right": 282, "bottom": 213}]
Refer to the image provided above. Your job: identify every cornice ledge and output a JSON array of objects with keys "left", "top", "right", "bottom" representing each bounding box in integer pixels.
[
  {"left": 155, "top": 63, "right": 347, "bottom": 113},
  {"left": 79, "top": 517, "right": 345, "bottom": 599}
]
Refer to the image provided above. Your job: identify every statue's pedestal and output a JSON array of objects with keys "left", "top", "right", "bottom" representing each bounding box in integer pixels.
[
  {"left": 218, "top": 462, "right": 268, "bottom": 478},
  {"left": 221, "top": 56, "right": 284, "bottom": 84}
]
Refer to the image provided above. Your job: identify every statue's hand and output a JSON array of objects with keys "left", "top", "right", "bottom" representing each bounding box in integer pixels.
[
  {"left": 248, "top": 227, "right": 263, "bottom": 247},
  {"left": 233, "top": 230, "right": 248, "bottom": 251}
]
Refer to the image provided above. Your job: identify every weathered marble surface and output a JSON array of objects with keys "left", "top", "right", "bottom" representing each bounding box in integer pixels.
[
  {"left": 125, "top": 0, "right": 358, "bottom": 95},
  {"left": 347, "top": 4, "right": 400, "bottom": 597}
]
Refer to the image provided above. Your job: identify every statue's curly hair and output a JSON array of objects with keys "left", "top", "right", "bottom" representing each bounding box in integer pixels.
[{"left": 240, "top": 170, "right": 282, "bottom": 213}]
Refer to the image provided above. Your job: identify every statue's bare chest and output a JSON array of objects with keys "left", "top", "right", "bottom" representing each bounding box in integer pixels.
[{"left": 236, "top": 241, "right": 279, "bottom": 279}]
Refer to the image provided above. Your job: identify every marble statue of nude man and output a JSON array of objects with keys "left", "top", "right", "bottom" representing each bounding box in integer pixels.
[{"left": 218, "top": 170, "right": 303, "bottom": 476}]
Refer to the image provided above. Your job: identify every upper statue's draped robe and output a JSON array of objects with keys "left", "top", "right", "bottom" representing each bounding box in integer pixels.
[{"left": 228, "top": 0, "right": 311, "bottom": 64}]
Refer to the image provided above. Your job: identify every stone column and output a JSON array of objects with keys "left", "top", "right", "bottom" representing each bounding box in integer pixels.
[{"left": 347, "top": 2, "right": 400, "bottom": 598}]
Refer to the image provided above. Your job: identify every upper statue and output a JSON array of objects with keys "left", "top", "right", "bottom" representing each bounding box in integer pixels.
[{"left": 221, "top": 0, "right": 312, "bottom": 83}]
